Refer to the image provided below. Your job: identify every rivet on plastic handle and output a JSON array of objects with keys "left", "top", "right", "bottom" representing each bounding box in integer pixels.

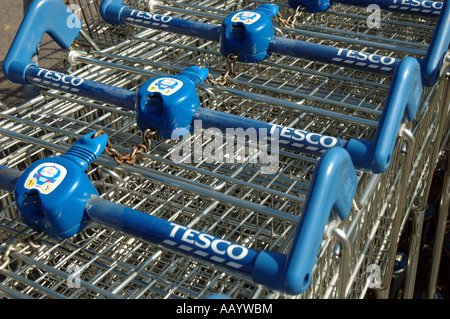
[
  {"left": 13, "top": 132, "right": 108, "bottom": 239},
  {"left": 252, "top": 146, "right": 357, "bottom": 295},
  {"left": 2, "top": 0, "right": 81, "bottom": 84}
]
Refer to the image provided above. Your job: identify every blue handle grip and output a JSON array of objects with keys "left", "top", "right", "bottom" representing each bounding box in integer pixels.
[
  {"left": 269, "top": 37, "right": 400, "bottom": 75},
  {"left": 0, "top": 144, "right": 357, "bottom": 295},
  {"left": 253, "top": 146, "right": 357, "bottom": 294},
  {"left": 2, "top": 0, "right": 81, "bottom": 84},
  {"left": 368, "top": 56, "right": 422, "bottom": 172},
  {"left": 100, "top": 0, "right": 221, "bottom": 42},
  {"left": 421, "top": 0, "right": 450, "bottom": 86},
  {"left": 289, "top": 0, "right": 443, "bottom": 15},
  {"left": 100, "top": 0, "right": 403, "bottom": 74},
  {"left": 25, "top": 65, "right": 136, "bottom": 111}
]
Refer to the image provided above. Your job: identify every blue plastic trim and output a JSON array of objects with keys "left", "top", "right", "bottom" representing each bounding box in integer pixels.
[
  {"left": 269, "top": 36, "right": 401, "bottom": 75},
  {"left": 288, "top": 0, "right": 331, "bottom": 12},
  {"left": 1, "top": 144, "right": 357, "bottom": 295},
  {"left": 252, "top": 146, "right": 357, "bottom": 294},
  {"left": 421, "top": 0, "right": 450, "bottom": 86},
  {"left": 13, "top": 132, "right": 108, "bottom": 239},
  {"left": 2, "top": 0, "right": 81, "bottom": 84},
  {"left": 289, "top": 0, "right": 443, "bottom": 16},
  {"left": 99, "top": 0, "right": 127, "bottom": 25},
  {"left": 368, "top": 56, "right": 422, "bottom": 173}
]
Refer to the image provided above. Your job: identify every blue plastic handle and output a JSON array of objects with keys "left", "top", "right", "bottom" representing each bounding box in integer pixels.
[
  {"left": 351, "top": 56, "right": 423, "bottom": 173},
  {"left": 287, "top": 0, "right": 449, "bottom": 87},
  {"left": 25, "top": 65, "right": 137, "bottom": 111},
  {"left": 289, "top": 0, "right": 443, "bottom": 15},
  {"left": 100, "top": 0, "right": 221, "bottom": 42},
  {"left": 253, "top": 146, "right": 357, "bottom": 294},
  {"left": 85, "top": 146, "right": 356, "bottom": 295},
  {"left": 2, "top": 0, "right": 81, "bottom": 84},
  {"left": 421, "top": 0, "right": 450, "bottom": 86},
  {"left": 99, "top": 0, "right": 403, "bottom": 72},
  {"left": 0, "top": 143, "right": 357, "bottom": 295},
  {"left": 269, "top": 37, "right": 401, "bottom": 75}
]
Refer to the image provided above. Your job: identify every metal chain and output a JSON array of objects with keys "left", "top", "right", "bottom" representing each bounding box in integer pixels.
[
  {"left": 275, "top": 6, "right": 304, "bottom": 31},
  {"left": 95, "top": 129, "right": 157, "bottom": 165},
  {"left": 205, "top": 53, "right": 239, "bottom": 86},
  {"left": 0, "top": 231, "right": 44, "bottom": 271}
]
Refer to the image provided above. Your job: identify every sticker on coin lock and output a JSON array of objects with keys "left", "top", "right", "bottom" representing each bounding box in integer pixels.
[
  {"left": 147, "top": 78, "right": 184, "bottom": 96},
  {"left": 24, "top": 163, "right": 67, "bottom": 195},
  {"left": 231, "top": 11, "right": 261, "bottom": 25}
]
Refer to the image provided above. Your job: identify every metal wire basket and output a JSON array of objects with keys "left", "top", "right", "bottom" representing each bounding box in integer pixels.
[{"left": 0, "top": 0, "right": 448, "bottom": 299}]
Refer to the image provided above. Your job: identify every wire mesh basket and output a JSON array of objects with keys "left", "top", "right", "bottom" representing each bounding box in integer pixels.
[{"left": 0, "top": 0, "right": 448, "bottom": 299}]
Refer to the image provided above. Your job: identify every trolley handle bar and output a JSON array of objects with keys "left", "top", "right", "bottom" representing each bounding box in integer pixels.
[
  {"left": 421, "top": 0, "right": 450, "bottom": 86},
  {"left": 289, "top": 0, "right": 450, "bottom": 86},
  {"left": 25, "top": 65, "right": 136, "bottom": 111},
  {"left": 100, "top": 0, "right": 402, "bottom": 75},
  {"left": 2, "top": 0, "right": 81, "bottom": 84},
  {"left": 289, "top": 0, "right": 443, "bottom": 16},
  {"left": 0, "top": 142, "right": 357, "bottom": 295}
]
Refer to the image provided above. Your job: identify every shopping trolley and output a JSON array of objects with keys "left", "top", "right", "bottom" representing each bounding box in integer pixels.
[
  {"left": 3, "top": 0, "right": 425, "bottom": 174},
  {"left": 0, "top": 0, "right": 363, "bottom": 298},
  {"left": 0, "top": 0, "right": 448, "bottom": 299},
  {"left": 269, "top": 0, "right": 450, "bottom": 298},
  {"left": 92, "top": 0, "right": 450, "bottom": 298},
  {"left": 0, "top": 130, "right": 357, "bottom": 296}
]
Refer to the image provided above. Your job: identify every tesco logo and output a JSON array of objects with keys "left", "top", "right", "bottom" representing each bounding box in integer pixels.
[{"left": 169, "top": 223, "right": 249, "bottom": 261}]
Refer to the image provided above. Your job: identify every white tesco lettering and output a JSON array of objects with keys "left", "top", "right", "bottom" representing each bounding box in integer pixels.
[
  {"left": 130, "top": 10, "right": 173, "bottom": 23},
  {"left": 270, "top": 125, "right": 338, "bottom": 148},
  {"left": 393, "top": 0, "right": 442, "bottom": 9},
  {"left": 337, "top": 49, "right": 395, "bottom": 66},
  {"left": 37, "top": 69, "right": 84, "bottom": 87},
  {"left": 169, "top": 223, "right": 249, "bottom": 261}
]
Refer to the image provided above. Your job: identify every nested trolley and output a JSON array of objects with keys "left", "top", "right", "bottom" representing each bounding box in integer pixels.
[{"left": 0, "top": 0, "right": 448, "bottom": 299}]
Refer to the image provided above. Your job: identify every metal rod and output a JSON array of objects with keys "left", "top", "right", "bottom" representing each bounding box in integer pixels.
[{"left": 426, "top": 152, "right": 450, "bottom": 299}]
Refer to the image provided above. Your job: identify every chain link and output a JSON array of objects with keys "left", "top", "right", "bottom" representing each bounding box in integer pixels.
[
  {"left": 275, "top": 6, "right": 305, "bottom": 33},
  {"left": 95, "top": 129, "right": 157, "bottom": 165},
  {"left": 205, "top": 53, "right": 239, "bottom": 86},
  {"left": 0, "top": 231, "right": 44, "bottom": 271}
]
